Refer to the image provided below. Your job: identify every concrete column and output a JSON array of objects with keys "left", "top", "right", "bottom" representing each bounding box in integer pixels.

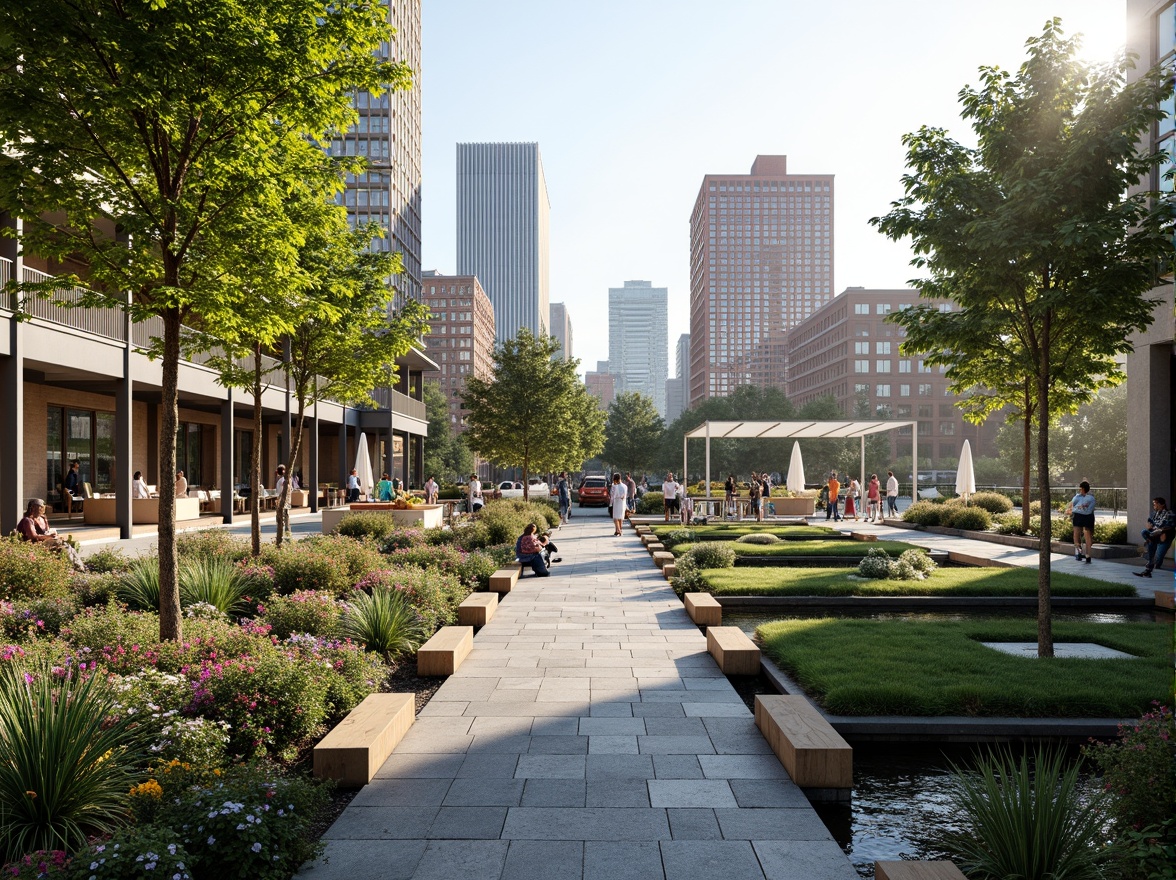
[
  {"left": 146, "top": 402, "right": 159, "bottom": 484},
  {"left": 220, "top": 391, "right": 234, "bottom": 524},
  {"left": 0, "top": 218, "right": 23, "bottom": 535},
  {"left": 114, "top": 373, "right": 133, "bottom": 539},
  {"left": 1126, "top": 320, "right": 1175, "bottom": 538},
  {"left": 309, "top": 394, "right": 319, "bottom": 513},
  {"left": 338, "top": 409, "right": 348, "bottom": 485},
  {"left": 280, "top": 337, "right": 291, "bottom": 467}
]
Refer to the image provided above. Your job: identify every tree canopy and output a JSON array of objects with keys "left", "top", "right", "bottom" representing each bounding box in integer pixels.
[
  {"left": 602, "top": 392, "right": 664, "bottom": 477},
  {"left": 871, "top": 19, "right": 1174, "bottom": 655},
  {"left": 460, "top": 330, "right": 605, "bottom": 498},
  {"left": 422, "top": 378, "right": 473, "bottom": 484}
]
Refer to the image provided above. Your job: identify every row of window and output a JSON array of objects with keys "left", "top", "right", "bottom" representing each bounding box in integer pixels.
[
  {"left": 708, "top": 182, "right": 831, "bottom": 193},
  {"left": 854, "top": 359, "right": 938, "bottom": 374}
]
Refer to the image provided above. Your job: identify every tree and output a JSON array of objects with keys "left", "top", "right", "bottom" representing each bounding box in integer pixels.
[
  {"left": 422, "top": 379, "right": 473, "bottom": 483},
  {"left": 602, "top": 393, "right": 664, "bottom": 477},
  {"left": 0, "top": 0, "right": 397, "bottom": 640},
  {"left": 461, "top": 330, "right": 605, "bottom": 499},
  {"left": 872, "top": 20, "right": 1174, "bottom": 656}
]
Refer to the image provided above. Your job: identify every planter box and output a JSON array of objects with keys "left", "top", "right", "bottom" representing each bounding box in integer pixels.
[
  {"left": 321, "top": 504, "right": 443, "bottom": 533},
  {"left": 84, "top": 497, "right": 202, "bottom": 525},
  {"left": 771, "top": 496, "right": 816, "bottom": 516}
]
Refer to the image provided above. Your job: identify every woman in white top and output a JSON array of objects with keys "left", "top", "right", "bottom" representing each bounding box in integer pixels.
[
  {"left": 609, "top": 473, "right": 628, "bottom": 537},
  {"left": 132, "top": 471, "right": 149, "bottom": 499},
  {"left": 175, "top": 470, "right": 188, "bottom": 497}
]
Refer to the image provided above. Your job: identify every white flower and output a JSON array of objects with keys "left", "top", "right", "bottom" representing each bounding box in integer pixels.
[
  {"left": 251, "top": 842, "right": 262, "bottom": 853},
  {"left": 207, "top": 836, "right": 216, "bottom": 846}
]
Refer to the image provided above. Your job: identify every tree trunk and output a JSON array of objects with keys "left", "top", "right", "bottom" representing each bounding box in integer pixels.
[
  {"left": 1036, "top": 325, "right": 1054, "bottom": 658},
  {"left": 277, "top": 393, "right": 307, "bottom": 548},
  {"left": 158, "top": 308, "right": 183, "bottom": 642},
  {"left": 250, "top": 343, "right": 263, "bottom": 556}
]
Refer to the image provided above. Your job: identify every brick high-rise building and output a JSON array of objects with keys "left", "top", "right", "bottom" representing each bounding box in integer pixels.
[
  {"left": 422, "top": 272, "right": 496, "bottom": 432},
  {"left": 585, "top": 361, "right": 617, "bottom": 410},
  {"left": 786, "top": 288, "right": 998, "bottom": 465},
  {"left": 688, "top": 155, "right": 834, "bottom": 406},
  {"left": 456, "top": 142, "right": 551, "bottom": 343}
]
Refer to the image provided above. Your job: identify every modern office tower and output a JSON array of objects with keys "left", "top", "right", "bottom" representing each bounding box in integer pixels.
[
  {"left": 785, "top": 288, "right": 998, "bottom": 465},
  {"left": 665, "top": 334, "right": 691, "bottom": 423},
  {"left": 664, "top": 379, "right": 684, "bottom": 423},
  {"left": 608, "top": 280, "right": 669, "bottom": 415},
  {"left": 585, "top": 361, "right": 617, "bottom": 409},
  {"left": 456, "top": 142, "right": 551, "bottom": 342},
  {"left": 1125, "top": 0, "right": 1175, "bottom": 539},
  {"left": 421, "top": 271, "right": 496, "bottom": 432},
  {"left": 549, "top": 302, "right": 573, "bottom": 361},
  {"left": 688, "top": 155, "right": 834, "bottom": 406},
  {"left": 329, "top": 0, "right": 422, "bottom": 307}
]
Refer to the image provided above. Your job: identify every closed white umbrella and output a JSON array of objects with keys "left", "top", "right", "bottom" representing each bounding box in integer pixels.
[
  {"left": 955, "top": 439, "right": 977, "bottom": 504},
  {"left": 786, "top": 441, "right": 807, "bottom": 494},
  {"left": 354, "top": 432, "right": 374, "bottom": 502}
]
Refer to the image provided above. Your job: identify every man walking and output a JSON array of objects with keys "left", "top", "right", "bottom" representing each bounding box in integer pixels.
[
  {"left": 886, "top": 470, "right": 900, "bottom": 517},
  {"left": 557, "top": 472, "right": 571, "bottom": 524},
  {"left": 1134, "top": 496, "right": 1175, "bottom": 578},
  {"left": 625, "top": 472, "right": 638, "bottom": 514},
  {"left": 663, "top": 473, "right": 681, "bottom": 523},
  {"left": 826, "top": 472, "right": 842, "bottom": 521}
]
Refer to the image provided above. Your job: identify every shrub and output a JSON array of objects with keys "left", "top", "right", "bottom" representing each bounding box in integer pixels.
[
  {"left": 902, "top": 501, "right": 947, "bottom": 527},
  {"left": 680, "top": 542, "right": 736, "bottom": 570},
  {"left": 0, "top": 536, "right": 74, "bottom": 602},
  {"left": 152, "top": 765, "right": 328, "bottom": 880},
  {"left": 340, "top": 588, "right": 427, "bottom": 659},
  {"left": 669, "top": 557, "right": 707, "bottom": 594},
  {"left": 1, "top": 850, "right": 70, "bottom": 879},
  {"left": 176, "top": 530, "right": 251, "bottom": 563},
  {"left": 992, "top": 512, "right": 1027, "bottom": 536},
  {"left": 476, "top": 504, "right": 531, "bottom": 545},
  {"left": 857, "top": 548, "right": 893, "bottom": 579},
  {"left": 75, "top": 571, "right": 121, "bottom": 607},
  {"left": 0, "top": 661, "right": 151, "bottom": 863},
  {"left": 179, "top": 557, "right": 252, "bottom": 616},
  {"left": 83, "top": 546, "right": 129, "bottom": 574},
  {"left": 258, "top": 591, "right": 343, "bottom": 640},
  {"left": 1083, "top": 704, "right": 1175, "bottom": 836},
  {"left": 69, "top": 826, "right": 193, "bottom": 880},
  {"left": 736, "top": 533, "right": 780, "bottom": 545},
  {"left": 354, "top": 566, "right": 466, "bottom": 634},
  {"left": 943, "top": 506, "right": 992, "bottom": 532},
  {"left": 59, "top": 603, "right": 162, "bottom": 656},
  {"left": 941, "top": 747, "right": 1112, "bottom": 880},
  {"left": 456, "top": 549, "right": 501, "bottom": 591},
  {"left": 379, "top": 527, "right": 426, "bottom": 552},
  {"left": 263, "top": 535, "right": 385, "bottom": 598},
  {"left": 857, "top": 548, "right": 935, "bottom": 581},
  {"left": 333, "top": 512, "right": 401, "bottom": 543},
  {"left": 636, "top": 491, "right": 664, "bottom": 515},
  {"left": 1094, "top": 521, "right": 1129, "bottom": 545},
  {"left": 659, "top": 529, "right": 696, "bottom": 550},
  {"left": 967, "top": 492, "right": 1014, "bottom": 514},
  {"left": 899, "top": 549, "right": 937, "bottom": 576},
  {"left": 0, "top": 596, "right": 78, "bottom": 640}
]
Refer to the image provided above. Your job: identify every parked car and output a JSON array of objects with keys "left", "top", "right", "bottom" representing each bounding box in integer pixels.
[
  {"left": 528, "top": 478, "right": 549, "bottom": 495},
  {"left": 496, "top": 480, "right": 525, "bottom": 499},
  {"left": 578, "top": 475, "right": 610, "bottom": 507}
]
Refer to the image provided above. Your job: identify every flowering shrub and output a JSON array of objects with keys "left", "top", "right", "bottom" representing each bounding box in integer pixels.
[
  {"left": 183, "top": 602, "right": 226, "bottom": 623},
  {"left": 857, "top": 548, "right": 935, "bottom": 581},
  {"left": 152, "top": 766, "right": 327, "bottom": 880},
  {"left": 332, "top": 513, "right": 403, "bottom": 543},
  {"left": 354, "top": 566, "right": 467, "bottom": 634},
  {"left": 281, "top": 635, "right": 383, "bottom": 720},
  {"left": 263, "top": 535, "right": 385, "bottom": 598},
  {"left": 899, "top": 549, "right": 937, "bottom": 576},
  {"left": 857, "top": 548, "right": 894, "bottom": 579},
  {"left": 383, "top": 543, "right": 466, "bottom": 574},
  {"left": 0, "top": 597, "right": 78, "bottom": 640},
  {"left": 1, "top": 849, "right": 70, "bottom": 879},
  {"left": 70, "top": 827, "right": 192, "bottom": 880},
  {"left": 0, "top": 536, "right": 74, "bottom": 602},
  {"left": 258, "top": 591, "right": 343, "bottom": 640},
  {"left": 83, "top": 547, "right": 129, "bottom": 575},
  {"left": 456, "top": 549, "right": 502, "bottom": 591},
  {"left": 377, "top": 527, "right": 425, "bottom": 552},
  {"left": 670, "top": 556, "right": 707, "bottom": 594},
  {"left": 1084, "top": 704, "right": 1175, "bottom": 835},
  {"left": 176, "top": 530, "right": 251, "bottom": 563}
]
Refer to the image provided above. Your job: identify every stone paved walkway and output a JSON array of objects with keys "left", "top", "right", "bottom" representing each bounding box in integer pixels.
[{"left": 299, "top": 516, "right": 855, "bottom": 880}]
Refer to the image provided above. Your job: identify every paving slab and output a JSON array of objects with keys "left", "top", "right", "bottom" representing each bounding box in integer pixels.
[{"left": 299, "top": 517, "right": 856, "bottom": 878}]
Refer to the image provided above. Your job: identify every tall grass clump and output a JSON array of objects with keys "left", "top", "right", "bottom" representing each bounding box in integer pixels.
[
  {"left": 940, "top": 746, "right": 1111, "bottom": 880},
  {"left": 0, "top": 661, "right": 150, "bottom": 862},
  {"left": 341, "top": 588, "right": 427, "bottom": 659},
  {"left": 116, "top": 556, "right": 161, "bottom": 611},
  {"left": 178, "top": 556, "right": 252, "bottom": 615}
]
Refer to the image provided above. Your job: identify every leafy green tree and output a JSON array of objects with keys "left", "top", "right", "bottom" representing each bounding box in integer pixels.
[
  {"left": 422, "top": 379, "right": 473, "bottom": 483},
  {"left": 0, "top": 0, "right": 398, "bottom": 641},
  {"left": 872, "top": 20, "right": 1173, "bottom": 655},
  {"left": 602, "top": 393, "right": 665, "bottom": 477},
  {"left": 461, "top": 330, "right": 605, "bottom": 499}
]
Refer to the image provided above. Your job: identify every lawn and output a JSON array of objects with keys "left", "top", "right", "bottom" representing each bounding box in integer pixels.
[
  {"left": 700, "top": 565, "right": 1137, "bottom": 597},
  {"left": 671, "top": 539, "right": 920, "bottom": 558},
  {"left": 652, "top": 524, "right": 837, "bottom": 540},
  {"left": 758, "top": 617, "right": 1170, "bottom": 717}
]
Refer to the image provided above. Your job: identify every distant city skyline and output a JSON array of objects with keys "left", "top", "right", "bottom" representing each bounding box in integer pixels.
[
  {"left": 608, "top": 280, "right": 669, "bottom": 415},
  {"left": 420, "top": 0, "right": 1124, "bottom": 382}
]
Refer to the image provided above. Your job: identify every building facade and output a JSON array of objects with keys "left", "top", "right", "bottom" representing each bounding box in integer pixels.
[
  {"left": 585, "top": 361, "right": 617, "bottom": 410},
  {"left": 421, "top": 271, "right": 496, "bottom": 432},
  {"left": 329, "top": 0, "right": 422, "bottom": 308},
  {"left": 608, "top": 280, "right": 669, "bottom": 415},
  {"left": 786, "top": 288, "right": 998, "bottom": 466},
  {"left": 549, "top": 302, "right": 573, "bottom": 361},
  {"left": 1126, "top": 0, "right": 1176, "bottom": 539},
  {"left": 456, "top": 142, "right": 551, "bottom": 343},
  {"left": 665, "top": 334, "right": 691, "bottom": 423},
  {"left": 689, "top": 155, "right": 834, "bottom": 406}
]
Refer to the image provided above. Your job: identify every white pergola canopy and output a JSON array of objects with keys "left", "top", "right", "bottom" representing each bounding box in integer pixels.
[{"left": 682, "top": 420, "right": 921, "bottom": 503}]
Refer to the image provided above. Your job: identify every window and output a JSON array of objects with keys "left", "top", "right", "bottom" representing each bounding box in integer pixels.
[
  {"left": 876, "top": 341, "right": 891, "bottom": 354},
  {"left": 46, "top": 407, "right": 116, "bottom": 498},
  {"left": 854, "top": 360, "right": 870, "bottom": 373},
  {"left": 876, "top": 303, "right": 891, "bottom": 315},
  {"left": 897, "top": 405, "right": 912, "bottom": 418},
  {"left": 854, "top": 383, "right": 869, "bottom": 394},
  {"left": 854, "top": 341, "right": 869, "bottom": 355},
  {"left": 854, "top": 303, "right": 869, "bottom": 315},
  {"left": 940, "top": 421, "right": 956, "bottom": 436},
  {"left": 876, "top": 384, "right": 891, "bottom": 397},
  {"left": 898, "top": 360, "right": 911, "bottom": 373},
  {"left": 919, "top": 360, "right": 933, "bottom": 373},
  {"left": 939, "top": 404, "right": 955, "bottom": 417},
  {"left": 917, "top": 421, "right": 932, "bottom": 436},
  {"left": 918, "top": 404, "right": 933, "bottom": 418},
  {"left": 899, "top": 384, "right": 911, "bottom": 397},
  {"left": 876, "top": 360, "right": 891, "bottom": 373},
  {"left": 919, "top": 383, "right": 933, "bottom": 396}
]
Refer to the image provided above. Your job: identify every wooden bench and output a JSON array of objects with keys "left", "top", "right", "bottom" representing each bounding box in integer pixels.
[
  {"left": 646, "top": 542, "right": 665, "bottom": 554},
  {"left": 458, "top": 592, "right": 498, "bottom": 627},
  {"left": 641, "top": 534, "right": 659, "bottom": 546},
  {"left": 875, "top": 861, "right": 967, "bottom": 880},
  {"left": 685, "top": 592, "right": 721, "bottom": 626},
  {"left": 706, "top": 626, "right": 760, "bottom": 675},
  {"left": 1156, "top": 590, "right": 1174, "bottom": 611},
  {"left": 652, "top": 551, "right": 674, "bottom": 569},
  {"left": 417, "top": 626, "right": 474, "bottom": 676},
  {"left": 755, "top": 695, "right": 852, "bottom": 792},
  {"left": 488, "top": 563, "right": 522, "bottom": 593},
  {"left": 663, "top": 563, "right": 677, "bottom": 580},
  {"left": 313, "top": 693, "right": 414, "bottom": 787},
  {"left": 850, "top": 532, "right": 877, "bottom": 542}
]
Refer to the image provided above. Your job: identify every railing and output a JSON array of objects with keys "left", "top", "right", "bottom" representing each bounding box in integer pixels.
[
  {"left": 21, "top": 267, "right": 127, "bottom": 340},
  {"left": 0, "top": 257, "right": 11, "bottom": 310},
  {"left": 369, "top": 386, "right": 426, "bottom": 421}
]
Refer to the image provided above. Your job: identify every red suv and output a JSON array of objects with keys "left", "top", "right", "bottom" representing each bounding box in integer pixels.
[{"left": 577, "top": 475, "right": 609, "bottom": 507}]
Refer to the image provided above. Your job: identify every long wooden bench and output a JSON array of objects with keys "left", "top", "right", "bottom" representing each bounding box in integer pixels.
[
  {"left": 458, "top": 592, "right": 498, "bottom": 627},
  {"left": 417, "top": 626, "right": 474, "bottom": 676},
  {"left": 875, "top": 861, "right": 967, "bottom": 880},
  {"left": 488, "top": 563, "right": 522, "bottom": 593},
  {"left": 755, "top": 695, "right": 852, "bottom": 792},
  {"left": 705, "top": 626, "right": 760, "bottom": 675},
  {"left": 684, "top": 592, "right": 721, "bottom": 626},
  {"left": 313, "top": 693, "right": 414, "bottom": 787}
]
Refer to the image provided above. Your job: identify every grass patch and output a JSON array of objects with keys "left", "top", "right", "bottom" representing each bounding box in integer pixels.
[
  {"left": 700, "top": 566, "right": 1136, "bottom": 597},
  {"left": 758, "top": 617, "right": 1169, "bottom": 717},
  {"left": 672, "top": 539, "right": 920, "bottom": 558},
  {"left": 652, "top": 524, "right": 836, "bottom": 540}
]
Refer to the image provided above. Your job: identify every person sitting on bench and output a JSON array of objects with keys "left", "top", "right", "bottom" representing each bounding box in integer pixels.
[{"left": 515, "top": 523, "right": 550, "bottom": 577}]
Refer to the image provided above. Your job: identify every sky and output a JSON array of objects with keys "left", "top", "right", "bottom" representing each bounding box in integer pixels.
[{"left": 418, "top": 0, "right": 1128, "bottom": 380}]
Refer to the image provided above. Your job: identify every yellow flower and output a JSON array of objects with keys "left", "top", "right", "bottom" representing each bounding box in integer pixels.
[{"left": 129, "top": 779, "right": 163, "bottom": 800}]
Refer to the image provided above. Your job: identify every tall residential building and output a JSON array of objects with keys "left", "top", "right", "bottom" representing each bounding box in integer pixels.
[
  {"left": 421, "top": 271, "right": 496, "bottom": 432},
  {"left": 549, "top": 302, "right": 573, "bottom": 361},
  {"left": 665, "top": 334, "right": 691, "bottom": 423},
  {"left": 664, "top": 379, "right": 684, "bottom": 423},
  {"left": 585, "top": 361, "right": 617, "bottom": 410},
  {"left": 786, "top": 288, "right": 998, "bottom": 465},
  {"left": 1125, "top": 0, "right": 1175, "bottom": 538},
  {"left": 456, "top": 143, "right": 551, "bottom": 342},
  {"left": 688, "top": 155, "right": 834, "bottom": 406},
  {"left": 330, "top": 0, "right": 422, "bottom": 307},
  {"left": 608, "top": 280, "right": 669, "bottom": 415}
]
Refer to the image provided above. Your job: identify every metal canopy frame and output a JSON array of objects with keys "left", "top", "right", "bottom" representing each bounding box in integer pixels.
[{"left": 681, "top": 420, "right": 921, "bottom": 507}]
